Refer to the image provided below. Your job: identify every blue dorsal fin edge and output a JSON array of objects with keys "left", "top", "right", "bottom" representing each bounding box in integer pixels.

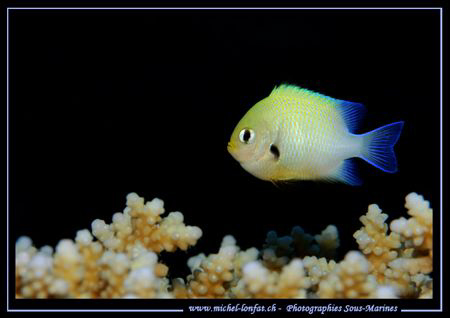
[{"left": 336, "top": 100, "right": 367, "bottom": 133}]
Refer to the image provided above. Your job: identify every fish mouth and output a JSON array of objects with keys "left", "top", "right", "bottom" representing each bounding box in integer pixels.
[
  {"left": 227, "top": 141, "right": 234, "bottom": 152},
  {"left": 227, "top": 141, "right": 238, "bottom": 159}
]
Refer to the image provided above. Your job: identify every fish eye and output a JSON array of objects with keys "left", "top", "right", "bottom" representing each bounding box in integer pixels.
[{"left": 239, "top": 128, "right": 255, "bottom": 144}]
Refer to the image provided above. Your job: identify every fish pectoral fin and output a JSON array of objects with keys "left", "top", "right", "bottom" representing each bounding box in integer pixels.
[
  {"left": 269, "top": 178, "right": 296, "bottom": 188},
  {"left": 327, "top": 159, "right": 362, "bottom": 186}
]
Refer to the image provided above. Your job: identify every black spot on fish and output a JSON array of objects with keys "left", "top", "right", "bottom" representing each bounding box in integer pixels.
[{"left": 270, "top": 144, "right": 280, "bottom": 160}]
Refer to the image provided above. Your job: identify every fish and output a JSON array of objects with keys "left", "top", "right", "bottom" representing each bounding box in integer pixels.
[{"left": 227, "top": 84, "right": 404, "bottom": 185}]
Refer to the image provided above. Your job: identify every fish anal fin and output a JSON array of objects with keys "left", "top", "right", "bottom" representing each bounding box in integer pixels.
[{"left": 327, "top": 159, "right": 362, "bottom": 186}]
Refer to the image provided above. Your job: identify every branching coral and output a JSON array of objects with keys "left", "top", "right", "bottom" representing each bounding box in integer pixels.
[
  {"left": 15, "top": 193, "right": 200, "bottom": 298},
  {"left": 237, "top": 258, "right": 311, "bottom": 298},
  {"left": 92, "top": 193, "right": 202, "bottom": 253},
  {"left": 261, "top": 225, "right": 340, "bottom": 270},
  {"left": 173, "top": 235, "right": 259, "bottom": 298},
  {"left": 302, "top": 256, "right": 337, "bottom": 292},
  {"left": 314, "top": 225, "right": 340, "bottom": 259},
  {"left": 16, "top": 237, "right": 67, "bottom": 298},
  {"left": 318, "top": 251, "right": 387, "bottom": 298},
  {"left": 353, "top": 204, "right": 402, "bottom": 283},
  {"left": 411, "top": 273, "right": 433, "bottom": 299},
  {"left": 390, "top": 193, "right": 433, "bottom": 275},
  {"left": 353, "top": 193, "right": 433, "bottom": 298},
  {"left": 15, "top": 192, "right": 433, "bottom": 299}
]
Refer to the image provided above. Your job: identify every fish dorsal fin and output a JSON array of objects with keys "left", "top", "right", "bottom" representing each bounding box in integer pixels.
[
  {"left": 269, "top": 84, "right": 334, "bottom": 102},
  {"left": 270, "top": 84, "right": 366, "bottom": 133},
  {"left": 335, "top": 100, "right": 366, "bottom": 133}
]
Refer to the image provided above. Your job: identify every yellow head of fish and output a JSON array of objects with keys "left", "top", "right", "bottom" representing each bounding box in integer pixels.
[{"left": 227, "top": 98, "right": 280, "bottom": 181}]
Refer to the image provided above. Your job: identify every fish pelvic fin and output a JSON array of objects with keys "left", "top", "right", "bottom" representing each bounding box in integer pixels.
[{"left": 359, "top": 121, "right": 404, "bottom": 173}]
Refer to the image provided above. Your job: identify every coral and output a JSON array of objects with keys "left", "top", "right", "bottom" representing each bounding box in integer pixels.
[
  {"left": 15, "top": 192, "right": 433, "bottom": 299},
  {"left": 91, "top": 193, "right": 202, "bottom": 253},
  {"left": 353, "top": 204, "right": 402, "bottom": 282},
  {"left": 15, "top": 237, "right": 68, "bottom": 298},
  {"left": 314, "top": 225, "right": 340, "bottom": 259},
  {"left": 390, "top": 192, "right": 433, "bottom": 274},
  {"left": 302, "top": 256, "right": 337, "bottom": 291},
  {"left": 52, "top": 236, "right": 104, "bottom": 298},
  {"left": 185, "top": 240, "right": 237, "bottom": 298},
  {"left": 15, "top": 193, "right": 200, "bottom": 298},
  {"left": 236, "top": 258, "right": 311, "bottom": 298},
  {"left": 353, "top": 193, "right": 433, "bottom": 298},
  {"left": 174, "top": 235, "right": 259, "bottom": 298},
  {"left": 318, "top": 251, "right": 379, "bottom": 298},
  {"left": 261, "top": 225, "right": 339, "bottom": 270},
  {"left": 411, "top": 273, "right": 433, "bottom": 299}
]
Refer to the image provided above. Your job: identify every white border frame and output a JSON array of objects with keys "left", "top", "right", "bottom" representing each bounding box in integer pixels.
[{"left": 6, "top": 7, "right": 443, "bottom": 313}]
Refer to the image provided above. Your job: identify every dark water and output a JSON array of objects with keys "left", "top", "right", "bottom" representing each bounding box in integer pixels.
[{"left": 9, "top": 9, "right": 440, "bottom": 287}]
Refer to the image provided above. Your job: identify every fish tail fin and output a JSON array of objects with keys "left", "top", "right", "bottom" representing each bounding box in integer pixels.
[{"left": 359, "top": 121, "right": 404, "bottom": 173}]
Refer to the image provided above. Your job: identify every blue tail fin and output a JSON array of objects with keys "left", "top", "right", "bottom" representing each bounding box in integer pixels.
[{"left": 360, "top": 121, "right": 404, "bottom": 173}]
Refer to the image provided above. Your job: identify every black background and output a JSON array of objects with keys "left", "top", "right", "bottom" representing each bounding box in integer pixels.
[{"left": 9, "top": 8, "right": 440, "bottom": 283}]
